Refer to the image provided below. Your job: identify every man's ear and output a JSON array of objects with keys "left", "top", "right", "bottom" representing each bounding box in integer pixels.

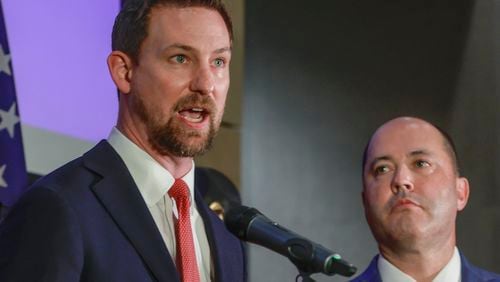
[
  {"left": 456, "top": 177, "right": 470, "bottom": 211},
  {"left": 107, "top": 51, "right": 134, "bottom": 95}
]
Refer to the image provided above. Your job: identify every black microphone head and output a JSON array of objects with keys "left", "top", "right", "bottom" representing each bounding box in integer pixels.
[
  {"left": 225, "top": 205, "right": 358, "bottom": 277},
  {"left": 224, "top": 205, "right": 262, "bottom": 240}
]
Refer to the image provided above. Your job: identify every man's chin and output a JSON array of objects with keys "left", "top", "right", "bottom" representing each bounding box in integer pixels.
[
  {"left": 181, "top": 138, "right": 213, "bottom": 156},
  {"left": 148, "top": 117, "right": 219, "bottom": 158},
  {"left": 155, "top": 135, "right": 214, "bottom": 158}
]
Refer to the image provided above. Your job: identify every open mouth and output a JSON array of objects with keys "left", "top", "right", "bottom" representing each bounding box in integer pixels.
[{"left": 178, "top": 107, "right": 209, "bottom": 124}]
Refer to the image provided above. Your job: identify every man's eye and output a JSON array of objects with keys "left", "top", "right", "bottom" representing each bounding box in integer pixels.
[
  {"left": 173, "top": 55, "right": 187, "bottom": 64},
  {"left": 374, "top": 165, "right": 390, "bottom": 175},
  {"left": 415, "top": 160, "right": 430, "bottom": 168},
  {"left": 213, "top": 58, "right": 225, "bottom": 68}
]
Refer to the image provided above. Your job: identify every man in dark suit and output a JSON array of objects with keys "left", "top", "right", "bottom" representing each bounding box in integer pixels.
[
  {"left": 0, "top": 0, "right": 245, "bottom": 281},
  {"left": 351, "top": 117, "right": 500, "bottom": 282}
]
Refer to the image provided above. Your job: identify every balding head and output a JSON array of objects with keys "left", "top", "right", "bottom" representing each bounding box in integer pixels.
[
  {"left": 362, "top": 117, "right": 460, "bottom": 182},
  {"left": 361, "top": 116, "right": 470, "bottom": 261}
]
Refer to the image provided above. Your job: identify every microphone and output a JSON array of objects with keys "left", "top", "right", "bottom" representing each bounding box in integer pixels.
[{"left": 225, "top": 205, "right": 357, "bottom": 277}]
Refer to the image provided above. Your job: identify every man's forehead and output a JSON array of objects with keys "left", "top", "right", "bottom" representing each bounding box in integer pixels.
[
  {"left": 366, "top": 118, "right": 445, "bottom": 161},
  {"left": 150, "top": 6, "right": 229, "bottom": 34},
  {"left": 148, "top": 7, "right": 230, "bottom": 47}
]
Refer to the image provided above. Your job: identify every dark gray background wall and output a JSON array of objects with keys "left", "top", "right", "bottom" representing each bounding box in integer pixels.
[{"left": 242, "top": 0, "right": 500, "bottom": 281}]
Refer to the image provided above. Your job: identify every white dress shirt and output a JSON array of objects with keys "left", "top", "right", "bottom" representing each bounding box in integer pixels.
[
  {"left": 108, "top": 127, "right": 212, "bottom": 281},
  {"left": 378, "top": 247, "right": 461, "bottom": 282}
]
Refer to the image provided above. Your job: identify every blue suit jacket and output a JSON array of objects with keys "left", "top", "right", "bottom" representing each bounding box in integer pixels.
[
  {"left": 0, "top": 141, "right": 246, "bottom": 282},
  {"left": 350, "top": 254, "right": 500, "bottom": 282}
]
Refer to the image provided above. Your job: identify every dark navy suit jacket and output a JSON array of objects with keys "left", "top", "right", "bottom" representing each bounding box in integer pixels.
[
  {"left": 350, "top": 254, "right": 500, "bottom": 282},
  {"left": 0, "top": 141, "right": 246, "bottom": 282}
]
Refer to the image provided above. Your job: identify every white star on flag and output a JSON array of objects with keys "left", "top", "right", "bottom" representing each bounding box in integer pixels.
[
  {"left": 0, "top": 102, "right": 20, "bottom": 138},
  {"left": 0, "top": 164, "right": 7, "bottom": 188},
  {"left": 0, "top": 44, "right": 12, "bottom": 76}
]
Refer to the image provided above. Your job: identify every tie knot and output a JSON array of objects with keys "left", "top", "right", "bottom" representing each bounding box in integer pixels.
[{"left": 168, "top": 179, "right": 190, "bottom": 201}]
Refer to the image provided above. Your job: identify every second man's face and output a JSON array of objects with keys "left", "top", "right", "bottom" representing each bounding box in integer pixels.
[
  {"left": 361, "top": 118, "right": 468, "bottom": 251},
  {"left": 128, "top": 6, "right": 231, "bottom": 157}
]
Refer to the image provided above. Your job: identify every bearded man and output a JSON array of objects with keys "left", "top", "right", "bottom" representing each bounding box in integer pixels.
[{"left": 0, "top": 1, "right": 245, "bottom": 281}]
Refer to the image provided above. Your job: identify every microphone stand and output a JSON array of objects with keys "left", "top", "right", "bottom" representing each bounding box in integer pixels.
[
  {"left": 288, "top": 238, "right": 321, "bottom": 282},
  {"left": 296, "top": 271, "right": 316, "bottom": 282},
  {"left": 286, "top": 237, "right": 357, "bottom": 281}
]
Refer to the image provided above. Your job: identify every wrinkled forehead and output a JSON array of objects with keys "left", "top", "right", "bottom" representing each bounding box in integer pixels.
[{"left": 364, "top": 118, "right": 448, "bottom": 168}]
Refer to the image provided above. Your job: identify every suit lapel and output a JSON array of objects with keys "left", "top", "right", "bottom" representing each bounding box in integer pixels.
[
  {"left": 83, "top": 141, "right": 179, "bottom": 282},
  {"left": 194, "top": 180, "right": 245, "bottom": 282},
  {"left": 350, "top": 255, "right": 381, "bottom": 282},
  {"left": 460, "top": 253, "right": 482, "bottom": 282}
]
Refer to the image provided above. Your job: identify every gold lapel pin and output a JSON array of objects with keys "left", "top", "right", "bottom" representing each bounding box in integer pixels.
[{"left": 209, "top": 201, "right": 225, "bottom": 220}]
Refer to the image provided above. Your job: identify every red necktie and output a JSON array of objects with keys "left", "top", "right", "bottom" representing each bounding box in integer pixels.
[{"left": 168, "top": 179, "right": 201, "bottom": 282}]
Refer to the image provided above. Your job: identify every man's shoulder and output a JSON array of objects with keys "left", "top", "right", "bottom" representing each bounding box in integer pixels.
[
  {"left": 461, "top": 254, "right": 500, "bottom": 282},
  {"left": 348, "top": 253, "right": 500, "bottom": 282},
  {"left": 17, "top": 140, "right": 123, "bottom": 209},
  {"left": 195, "top": 167, "right": 241, "bottom": 212},
  {"left": 33, "top": 140, "right": 120, "bottom": 189}
]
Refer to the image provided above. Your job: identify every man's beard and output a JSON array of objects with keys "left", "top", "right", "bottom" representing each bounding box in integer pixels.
[{"left": 132, "top": 93, "right": 220, "bottom": 158}]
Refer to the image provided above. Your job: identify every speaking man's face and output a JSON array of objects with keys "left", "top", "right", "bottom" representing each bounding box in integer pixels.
[{"left": 128, "top": 6, "right": 231, "bottom": 157}]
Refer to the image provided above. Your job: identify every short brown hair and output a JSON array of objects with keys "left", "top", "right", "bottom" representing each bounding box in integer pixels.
[{"left": 112, "top": 0, "right": 233, "bottom": 64}]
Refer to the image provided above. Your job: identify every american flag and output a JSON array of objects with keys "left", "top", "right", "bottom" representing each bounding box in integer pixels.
[{"left": 0, "top": 1, "right": 28, "bottom": 210}]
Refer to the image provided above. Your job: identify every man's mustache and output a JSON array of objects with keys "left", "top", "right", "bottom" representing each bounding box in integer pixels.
[{"left": 173, "top": 93, "right": 217, "bottom": 115}]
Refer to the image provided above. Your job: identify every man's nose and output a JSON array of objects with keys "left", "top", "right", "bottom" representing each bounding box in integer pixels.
[
  {"left": 391, "top": 165, "right": 414, "bottom": 194},
  {"left": 190, "top": 64, "right": 215, "bottom": 95}
]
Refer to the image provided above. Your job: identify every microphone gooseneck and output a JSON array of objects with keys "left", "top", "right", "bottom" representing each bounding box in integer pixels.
[{"left": 225, "top": 205, "right": 357, "bottom": 277}]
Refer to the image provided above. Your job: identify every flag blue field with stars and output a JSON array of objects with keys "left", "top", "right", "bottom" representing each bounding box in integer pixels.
[{"left": 0, "top": 1, "right": 28, "bottom": 208}]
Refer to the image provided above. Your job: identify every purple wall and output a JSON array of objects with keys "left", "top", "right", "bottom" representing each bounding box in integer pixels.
[{"left": 3, "top": 0, "right": 120, "bottom": 141}]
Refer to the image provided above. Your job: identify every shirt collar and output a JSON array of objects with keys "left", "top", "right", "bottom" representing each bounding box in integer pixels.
[
  {"left": 107, "top": 127, "right": 196, "bottom": 208},
  {"left": 433, "top": 247, "right": 461, "bottom": 282},
  {"left": 378, "top": 247, "right": 461, "bottom": 282},
  {"left": 378, "top": 254, "right": 415, "bottom": 282}
]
